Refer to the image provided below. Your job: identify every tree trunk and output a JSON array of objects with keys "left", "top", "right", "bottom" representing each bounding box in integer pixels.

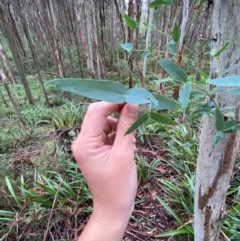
[
  {"left": 0, "top": 69, "right": 26, "bottom": 127},
  {"left": 90, "top": 0, "right": 106, "bottom": 79},
  {"left": 172, "top": 0, "right": 190, "bottom": 99},
  {"left": 82, "top": 1, "right": 95, "bottom": 78},
  {"left": 143, "top": 8, "right": 154, "bottom": 79},
  {"left": 17, "top": 2, "right": 50, "bottom": 105},
  {"left": 127, "top": 0, "right": 134, "bottom": 88},
  {"left": 0, "top": 4, "right": 34, "bottom": 105},
  {"left": 194, "top": 2, "right": 240, "bottom": 240},
  {"left": 43, "top": 0, "right": 65, "bottom": 77}
]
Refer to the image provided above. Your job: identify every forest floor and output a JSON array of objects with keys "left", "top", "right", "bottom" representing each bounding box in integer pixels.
[{"left": 0, "top": 79, "right": 240, "bottom": 241}]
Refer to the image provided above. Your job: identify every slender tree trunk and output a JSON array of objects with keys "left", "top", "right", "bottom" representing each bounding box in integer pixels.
[
  {"left": 90, "top": 0, "right": 106, "bottom": 79},
  {"left": 0, "top": 42, "right": 17, "bottom": 85},
  {"left": 0, "top": 4, "right": 34, "bottom": 105},
  {"left": 0, "top": 41, "right": 20, "bottom": 103},
  {"left": 173, "top": 0, "right": 190, "bottom": 99},
  {"left": 82, "top": 2, "right": 95, "bottom": 78},
  {"left": 0, "top": 89, "right": 8, "bottom": 107},
  {"left": 17, "top": 3, "right": 50, "bottom": 105},
  {"left": 43, "top": 0, "right": 65, "bottom": 77},
  {"left": 143, "top": 8, "right": 154, "bottom": 79},
  {"left": 113, "top": 0, "right": 125, "bottom": 42},
  {"left": 70, "top": 0, "right": 83, "bottom": 77},
  {"left": 127, "top": 0, "right": 134, "bottom": 88},
  {"left": 0, "top": 69, "right": 26, "bottom": 127},
  {"left": 194, "top": 2, "right": 240, "bottom": 240}
]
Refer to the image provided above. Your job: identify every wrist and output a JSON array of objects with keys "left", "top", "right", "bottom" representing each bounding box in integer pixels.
[{"left": 78, "top": 208, "right": 132, "bottom": 241}]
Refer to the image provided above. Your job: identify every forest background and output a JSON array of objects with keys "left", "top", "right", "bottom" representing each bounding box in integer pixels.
[{"left": 0, "top": 0, "right": 240, "bottom": 240}]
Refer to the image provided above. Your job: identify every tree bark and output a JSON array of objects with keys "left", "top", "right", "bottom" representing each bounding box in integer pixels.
[
  {"left": 127, "top": 0, "right": 134, "bottom": 88},
  {"left": 0, "top": 69, "right": 26, "bottom": 127},
  {"left": 90, "top": 0, "right": 106, "bottom": 79},
  {"left": 17, "top": 2, "right": 50, "bottom": 105},
  {"left": 194, "top": 2, "right": 240, "bottom": 240},
  {"left": 0, "top": 3, "right": 34, "bottom": 105},
  {"left": 143, "top": 8, "right": 154, "bottom": 79}
]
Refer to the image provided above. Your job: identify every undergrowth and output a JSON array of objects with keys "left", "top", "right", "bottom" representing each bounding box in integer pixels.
[{"left": 1, "top": 78, "right": 240, "bottom": 240}]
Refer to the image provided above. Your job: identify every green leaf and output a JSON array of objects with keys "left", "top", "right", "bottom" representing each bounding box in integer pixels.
[
  {"left": 219, "top": 66, "right": 234, "bottom": 75},
  {"left": 155, "top": 228, "right": 192, "bottom": 237},
  {"left": 190, "top": 89, "right": 206, "bottom": 99},
  {"left": 223, "top": 120, "right": 240, "bottom": 133},
  {"left": 148, "top": 0, "right": 174, "bottom": 8},
  {"left": 141, "top": 50, "right": 151, "bottom": 59},
  {"left": 155, "top": 195, "right": 183, "bottom": 225},
  {"left": 125, "top": 114, "right": 149, "bottom": 135},
  {"left": 151, "top": 93, "right": 182, "bottom": 110},
  {"left": 120, "top": 42, "right": 134, "bottom": 53},
  {"left": 214, "top": 41, "right": 231, "bottom": 57},
  {"left": 159, "top": 59, "right": 188, "bottom": 83},
  {"left": 126, "top": 88, "right": 158, "bottom": 105},
  {"left": 228, "top": 88, "right": 240, "bottom": 96},
  {"left": 215, "top": 108, "right": 225, "bottom": 131},
  {"left": 179, "top": 81, "right": 191, "bottom": 110},
  {"left": 208, "top": 76, "right": 240, "bottom": 86},
  {"left": 5, "top": 176, "right": 21, "bottom": 206},
  {"left": 142, "top": 21, "right": 148, "bottom": 28},
  {"left": 172, "top": 23, "right": 180, "bottom": 42},
  {"left": 46, "top": 79, "right": 127, "bottom": 103},
  {"left": 150, "top": 112, "right": 178, "bottom": 125},
  {"left": 124, "top": 14, "right": 138, "bottom": 29},
  {"left": 198, "top": 70, "right": 209, "bottom": 80},
  {"left": 210, "top": 86, "right": 222, "bottom": 95},
  {"left": 192, "top": 108, "right": 212, "bottom": 120},
  {"left": 169, "top": 43, "right": 177, "bottom": 55},
  {"left": 212, "top": 131, "right": 224, "bottom": 147},
  {"left": 203, "top": 101, "right": 214, "bottom": 109}
]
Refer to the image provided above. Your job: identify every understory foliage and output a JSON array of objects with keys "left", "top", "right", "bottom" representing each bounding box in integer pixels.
[
  {"left": 1, "top": 77, "right": 240, "bottom": 240},
  {"left": 1, "top": 0, "right": 240, "bottom": 240}
]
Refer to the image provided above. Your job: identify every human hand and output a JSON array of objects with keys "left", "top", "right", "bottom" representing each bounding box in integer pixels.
[{"left": 72, "top": 101, "right": 139, "bottom": 241}]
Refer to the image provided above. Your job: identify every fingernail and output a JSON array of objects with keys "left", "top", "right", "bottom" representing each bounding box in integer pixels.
[{"left": 127, "top": 104, "right": 138, "bottom": 117}]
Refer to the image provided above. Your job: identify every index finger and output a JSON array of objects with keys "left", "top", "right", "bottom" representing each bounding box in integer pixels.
[{"left": 80, "top": 101, "right": 120, "bottom": 139}]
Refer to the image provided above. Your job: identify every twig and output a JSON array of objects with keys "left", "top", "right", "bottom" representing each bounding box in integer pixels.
[
  {"left": 220, "top": 229, "right": 231, "bottom": 241},
  {"left": 125, "top": 230, "right": 146, "bottom": 241},
  {"left": 43, "top": 180, "right": 63, "bottom": 241}
]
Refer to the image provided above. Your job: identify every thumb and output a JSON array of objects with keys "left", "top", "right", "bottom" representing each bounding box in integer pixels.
[{"left": 113, "top": 104, "right": 139, "bottom": 149}]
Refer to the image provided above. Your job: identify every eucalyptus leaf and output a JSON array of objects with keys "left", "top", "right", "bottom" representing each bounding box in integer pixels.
[
  {"left": 141, "top": 50, "right": 152, "bottom": 59},
  {"left": 215, "top": 108, "right": 225, "bottom": 132},
  {"left": 125, "top": 114, "right": 149, "bottom": 135},
  {"left": 202, "top": 101, "right": 214, "bottom": 109},
  {"left": 159, "top": 59, "right": 188, "bottom": 83},
  {"left": 172, "top": 23, "right": 180, "bottom": 42},
  {"left": 191, "top": 108, "right": 212, "bottom": 120},
  {"left": 126, "top": 88, "right": 158, "bottom": 105},
  {"left": 219, "top": 66, "right": 234, "bottom": 75},
  {"left": 212, "top": 131, "right": 224, "bottom": 147},
  {"left": 228, "top": 88, "right": 240, "bottom": 96},
  {"left": 169, "top": 43, "right": 177, "bottom": 55},
  {"left": 179, "top": 81, "right": 191, "bottom": 110},
  {"left": 124, "top": 14, "right": 138, "bottom": 29},
  {"left": 190, "top": 90, "right": 206, "bottom": 99},
  {"left": 148, "top": 0, "right": 174, "bottom": 8},
  {"left": 150, "top": 112, "right": 178, "bottom": 125},
  {"left": 223, "top": 120, "right": 240, "bottom": 133},
  {"left": 46, "top": 79, "right": 127, "bottom": 103},
  {"left": 120, "top": 42, "right": 134, "bottom": 53},
  {"left": 151, "top": 93, "right": 182, "bottom": 110},
  {"left": 208, "top": 76, "right": 240, "bottom": 86},
  {"left": 210, "top": 86, "right": 222, "bottom": 95}
]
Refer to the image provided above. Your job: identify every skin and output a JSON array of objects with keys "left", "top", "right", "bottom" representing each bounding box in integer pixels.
[{"left": 72, "top": 101, "right": 139, "bottom": 241}]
